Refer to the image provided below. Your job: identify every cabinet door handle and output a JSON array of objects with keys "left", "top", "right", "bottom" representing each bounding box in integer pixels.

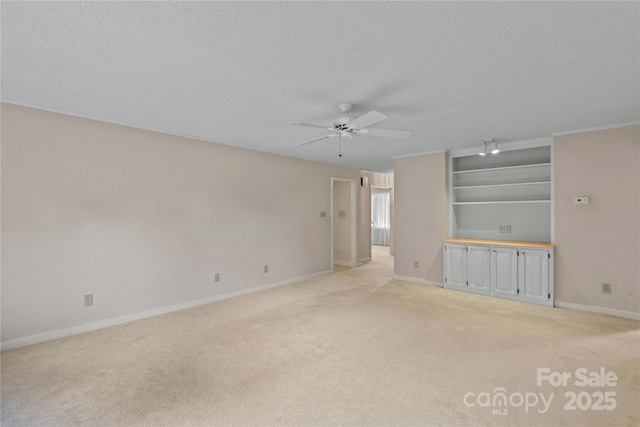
[
  {"left": 486, "top": 248, "right": 490, "bottom": 252},
  {"left": 493, "top": 249, "right": 496, "bottom": 252}
]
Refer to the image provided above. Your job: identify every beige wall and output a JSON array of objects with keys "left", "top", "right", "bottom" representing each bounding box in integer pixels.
[
  {"left": 1, "top": 103, "right": 360, "bottom": 343},
  {"left": 393, "top": 152, "right": 448, "bottom": 283},
  {"left": 554, "top": 125, "right": 640, "bottom": 314}
]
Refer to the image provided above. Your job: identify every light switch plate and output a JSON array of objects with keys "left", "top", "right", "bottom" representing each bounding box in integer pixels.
[{"left": 83, "top": 294, "right": 93, "bottom": 307}]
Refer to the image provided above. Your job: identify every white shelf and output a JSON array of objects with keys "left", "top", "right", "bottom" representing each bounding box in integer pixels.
[
  {"left": 452, "top": 181, "right": 550, "bottom": 190},
  {"left": 452, "top": 200, "right": 551, "bottom": 205},
  {"left": 452, "top": 162, "right": 551, "bottom": 174}
]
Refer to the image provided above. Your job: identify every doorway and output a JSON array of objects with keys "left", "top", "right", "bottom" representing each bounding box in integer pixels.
[
  {"left": 371, "top": 187, "right": 391, "bottom": 246},
  {"left": 331, "top": 178, "right": 357, "bottom": 268}
]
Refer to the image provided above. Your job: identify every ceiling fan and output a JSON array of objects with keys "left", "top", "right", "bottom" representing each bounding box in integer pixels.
[{"left": 293, "top": 104, "right": 411, "bottom": 157}]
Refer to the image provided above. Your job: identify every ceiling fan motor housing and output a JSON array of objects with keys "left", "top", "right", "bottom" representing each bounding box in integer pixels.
[
  {"left": 338, "top": 103, "right": 355, "bottom": 114},
  {"left": 332, "top": 119, "right": 358, "bottom": 139},
  {"left": 333, "top": 119, "right": 354, "bottom": 130}
]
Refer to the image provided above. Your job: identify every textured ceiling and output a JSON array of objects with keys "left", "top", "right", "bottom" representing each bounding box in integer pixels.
[{"left": 2, "top": 2, "right": 639, "bottom": 172}]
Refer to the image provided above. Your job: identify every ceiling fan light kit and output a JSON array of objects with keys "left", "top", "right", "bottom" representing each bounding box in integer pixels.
[{"left": 293, "top": 104, "right": 412, "bottom": 157}]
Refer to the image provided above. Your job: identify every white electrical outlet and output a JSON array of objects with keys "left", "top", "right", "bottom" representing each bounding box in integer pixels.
[
  {"left": 264, "top": 265, "right": 269, "bottom": 273},
  {"left": 575, "top": 196, "right": 590, "bottom": 205},
  {"left": 506, "top": 225, "right": 512, "bottom": 233},
  {"left": 414, "top": 261, "right": 419, "bottom": 268},
  {"left": 83, "top": 294, "right": 93, "bottom": 307},
  {"left": 214, "top": 273, "right": 220, "bottom": 283},
  {"left": 499, "top": 225, "right": 505, "bottom": 233},
  {"left": 602, "top": 283, "right": 611, "bottom": 294}
]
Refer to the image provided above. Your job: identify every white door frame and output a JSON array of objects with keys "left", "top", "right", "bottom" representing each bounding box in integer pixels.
[{"left": 331, "top": 177, "right": 358, "bottom": 269}]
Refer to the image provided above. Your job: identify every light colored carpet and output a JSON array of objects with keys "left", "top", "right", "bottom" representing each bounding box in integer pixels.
[{"left": 2, "top": 246, "right": 639, "bottom": 426}]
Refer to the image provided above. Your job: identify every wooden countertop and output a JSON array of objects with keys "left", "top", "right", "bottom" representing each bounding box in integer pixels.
[{"left": 443, "top": 237, "right": 555, "bottom": 249}]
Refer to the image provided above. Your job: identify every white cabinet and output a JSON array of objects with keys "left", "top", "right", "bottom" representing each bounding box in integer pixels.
[
  {"left": 467, "top": 245, "right": 492, "bottom": 295},
  {"left": 443, "top": 243, "right": 466, "bottom": 290},
  {"left": 443, "top": 239, "right": 554, "bottom": 307},
  {"left": 519, "top": 248, "right": 551, "bottom": 304},
  {"left": 492, "top": 246, "right": 518, "bottom": 298}
]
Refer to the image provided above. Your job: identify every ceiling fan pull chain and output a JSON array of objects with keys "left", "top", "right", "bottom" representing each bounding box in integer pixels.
[{"left": 339, "top": 134, "right": 343, "bottom": 157}]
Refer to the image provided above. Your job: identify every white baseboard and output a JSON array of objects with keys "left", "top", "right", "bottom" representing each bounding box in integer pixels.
[
  {"left": 333, "top": 260, "right": 354, "bottom": 267},
  {"left": 1, "top": 270, "right": 332, "bottom": 351},
  {"left": 554, "top": 300, "right": 640, "bottom": 320},
  {"left": 393, "top": 275, "right": 443, "bottom": 287}
]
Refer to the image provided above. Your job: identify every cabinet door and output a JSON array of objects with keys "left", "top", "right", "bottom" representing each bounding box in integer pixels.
[
  {"left": 444, "top": 244, "right": 466, "bottom": 290},
  {"left": 492, "top": 247, "right": 518, "bottom": 298},
  {"left": 466, "top": 245, "right": 491, "bottom": 294},
  {"left": 519, "top": 249, "right": 550, "bottom": 304}
]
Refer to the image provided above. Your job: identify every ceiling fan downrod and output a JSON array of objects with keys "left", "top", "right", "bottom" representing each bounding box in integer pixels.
[{"left": 338, "top": 103, "right": 354, "bottom": 115}]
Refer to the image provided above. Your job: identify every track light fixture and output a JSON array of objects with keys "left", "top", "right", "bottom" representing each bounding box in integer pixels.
[{"left": 479, "top": 138, "right": 498, "bottom": 156}]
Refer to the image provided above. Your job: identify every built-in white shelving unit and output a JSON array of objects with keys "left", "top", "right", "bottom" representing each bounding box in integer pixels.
[
  {"left": 448, "top": 138, "right": 553, "bottom": 243},
  {"left": 445, "top": 138, "right": 555, "bottom": 307}
]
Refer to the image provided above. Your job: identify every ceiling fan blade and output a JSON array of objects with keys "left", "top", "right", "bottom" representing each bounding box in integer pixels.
[
  {"left": 293, "top": 122, "right": 331, "bottom": 129},
  {"left": 295, "top": 134, "right": 335, "bottom": 147},
  {"left": 361, "top": 128, "right": 412, "bottom": 138},
  {"left": 349, "top": 111, "right": 388, "bottom": 129}
]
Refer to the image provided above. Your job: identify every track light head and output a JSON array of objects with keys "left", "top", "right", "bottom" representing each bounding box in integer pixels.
[
  {"left": 490, "top": 139, "right": 499, "bottom": 154},
  {"left": 479, "top": 138, "right": 498, "bottom": 155}
]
